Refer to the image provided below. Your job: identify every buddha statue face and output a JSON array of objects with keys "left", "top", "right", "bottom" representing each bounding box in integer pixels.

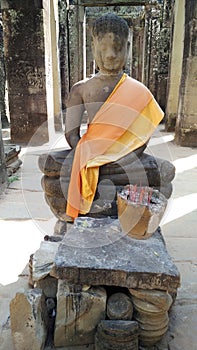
[
  {"left": 91, "top": 13, "right": 129, "bottom": 75},
  {"left": 92, "top": 32, "right": 128, "bottom": 74}
]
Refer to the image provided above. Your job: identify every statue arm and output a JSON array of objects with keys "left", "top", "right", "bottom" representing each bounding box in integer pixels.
[{"left": 65, "top": 83, "right": 85, "bottom": 149}]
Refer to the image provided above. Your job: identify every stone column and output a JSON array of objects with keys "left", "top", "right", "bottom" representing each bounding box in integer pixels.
[
  {"left": 1, "top": 0, "right": 48, "bottom": 145},
  {"left": 143, "top": 6, "right": 161, "bottom": 97},
  {"left": 165, "top": 0, "right": 185, "bottom": 131},
  {"left": 49, "top": 0, "right": 62, "bottom": 132},
  {"left": 59, "top": 0, "right": 69, "bottom": 111},
  {"left": 144, "top": 2, "right": 174, "bottom": 111},
  {"left": 157, "top": 1, "right": 175, "bottom": 112},
  {"left": 132, "top": 18, "right": 145, "bottom": 83},
  {"left": 86, "top": 17, "right": 94, "bottom": 77},
  {"left": 175, "top": 0, "right": 197, "bottom": 147},
  {"left": 0, "top": 13, "right": 8, "bottom": 128},
  {"left": 0, "top": 120, "right": 7, "bottom": 193},
  {"left": 68, "top": 4, "right": 85, "bottom": 88}
]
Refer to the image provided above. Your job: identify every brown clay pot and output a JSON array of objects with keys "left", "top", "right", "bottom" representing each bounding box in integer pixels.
[{"left": 117, "top": 186, "right": 167, "bottom": 239}]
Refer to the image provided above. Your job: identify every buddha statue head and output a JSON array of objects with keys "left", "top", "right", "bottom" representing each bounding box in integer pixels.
[{"left": 91, "top": 13, "right": 130, "bottom": 75}]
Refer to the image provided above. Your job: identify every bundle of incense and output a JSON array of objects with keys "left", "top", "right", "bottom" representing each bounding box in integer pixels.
[{"left": 126, "top": 185, "right": 154, "bottom": 205}]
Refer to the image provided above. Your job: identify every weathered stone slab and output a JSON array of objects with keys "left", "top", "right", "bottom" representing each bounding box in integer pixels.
[
  {"left": 33, "top": 241, "right": 60, "bottom": 281},
  {"left": 10, "top": 289, "right": 47, "bottom": 350},
  {"left": 54, "top": 282, "right": 107, "bottom": 347},
  {"left": 51, "top": 218, "right": 180, "bottom": 293}
]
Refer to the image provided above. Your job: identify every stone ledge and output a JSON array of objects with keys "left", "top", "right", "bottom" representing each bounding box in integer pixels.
[{"left": 50, "top": 218, "right": 180, "bottom": 293}]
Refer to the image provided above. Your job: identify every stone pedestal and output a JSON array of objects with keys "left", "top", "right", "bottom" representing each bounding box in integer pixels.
[
  {"left": 10, "top": 217, "right": 180, "bottom": 348},
  {"left": 95, "top": 320, "right": 139, "bottom": 350},
  {"left": 38, "top": 149, "right": 175, "bottom": 230},
  {"left": 1, "top": 0, "right": 48, "bottom": 145},
  {"left": 54, "top": 282, "right": 106, "bottom": 347},
  {"left": 51, "top": 217, "right": 180, "bottom": 295}
]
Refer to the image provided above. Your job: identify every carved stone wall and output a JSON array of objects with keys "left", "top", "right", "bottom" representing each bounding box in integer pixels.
[
  {"left": 1, "top": 0, "right": 48, "bottom": 145},
  {"left": 143, "top": 1, "right": 175, "bottom": 111},
  {"left": 175, "top": 0, "right": 197, "bottom": 146}
]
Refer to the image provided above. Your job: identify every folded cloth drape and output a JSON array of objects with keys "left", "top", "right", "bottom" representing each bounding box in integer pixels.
[{"left": 66, "top": 73, "right": 164, "bottom": 220}]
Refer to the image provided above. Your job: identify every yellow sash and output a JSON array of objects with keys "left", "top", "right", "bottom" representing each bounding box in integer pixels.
[{"left": 66, "top": 74, "right": 164, "bottom": 219}]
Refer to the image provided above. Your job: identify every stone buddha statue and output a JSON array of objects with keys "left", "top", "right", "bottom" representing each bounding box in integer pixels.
[{"left": 38, "top": 13, "right": 175, "bottom": 229}]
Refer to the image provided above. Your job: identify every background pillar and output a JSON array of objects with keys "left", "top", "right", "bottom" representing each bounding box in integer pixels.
[
  {"left": 68, "top": 4, "right": 85, "bottom": 88},
  {"left": 1, "top": 0, "right": 48, "bottom": 145},
  {"left": 175, "top": 0, "right": 197, "bottom": 146},
  {"left": 165, "top": 0, "right": 185, "bottom": 131},
  {"left": 0, "top": 13, "right": 8, "bottom": 129},
  {"left": 0, "top": 119, "right": 7, "bottom": 193}
]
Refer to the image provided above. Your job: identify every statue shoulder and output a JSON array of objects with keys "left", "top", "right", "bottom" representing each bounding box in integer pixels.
[
  {"left": 69, "top": 77, "right": 92, "bottom": 97},
  {"left": 127, "top": 76, "right": 151, "bottom": 93}
]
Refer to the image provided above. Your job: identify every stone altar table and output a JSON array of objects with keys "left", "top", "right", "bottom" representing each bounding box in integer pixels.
[{"left": 51, "top": 217, "right": 180, "bottom": 295}]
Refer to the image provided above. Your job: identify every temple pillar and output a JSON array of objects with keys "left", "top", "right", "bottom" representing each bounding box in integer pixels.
[
  {"left": 157, "top": 0, "right": 175, "bottom": 112},
  {"left": 143, "top": 6, "right": 160, "bottom": 96},
  {"left": 68, "top": 4, "right": 85, "bottom": 88},
  {"left": 0, "top": 121, "right": 7, "bottom": 193},
  {"left": 50, "top": 0, "right": 62, "bottom": 131},
  {"left": 165, "top": 0, "right": 185, "bottom": 131},
  {"left": 131, "top": 16, "right": 145, "bottom": 82},
  {"left": 59, "top": 0, "right": 69, "bottom": 111},
  {"left": 144, "top": 1, "right": 174, "bottom": 111},
  {"left": 86, "top": 16, "right": 94, "bottom": 77},
  {"left": 1, "top": 0, "right": 49, "bottom": 145},
  {"left": 0, "top": 14, "right": 8, "bottom": 128},
  {"left": 175, "top": 0, "right": 197, "bottom": 147},
  {"left": 43, "top": 0, "right": 62, "bottom": 132}
]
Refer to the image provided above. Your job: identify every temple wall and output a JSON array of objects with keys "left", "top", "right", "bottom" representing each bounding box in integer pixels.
[
  {"left": 175, "top": 0, "right": 197, "bottom": 146},
  {"left": 165, "top": 0, "right": 185, "bottom": 131},
  {"left": 1, "top": 0, "right": 48, "bottom": 145}
]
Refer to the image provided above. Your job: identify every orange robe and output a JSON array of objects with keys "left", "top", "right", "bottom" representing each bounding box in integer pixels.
[{"left": 66, "top": 74, "right": 164, "bottom": 220}]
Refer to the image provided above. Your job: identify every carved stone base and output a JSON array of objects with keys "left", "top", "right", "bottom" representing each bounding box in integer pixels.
[
  {"left": 38, "top": 149, "right": 175, "bottom": 223},
  {"left": 10, "top": 218, "right": 180, "bottom": 349}
]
